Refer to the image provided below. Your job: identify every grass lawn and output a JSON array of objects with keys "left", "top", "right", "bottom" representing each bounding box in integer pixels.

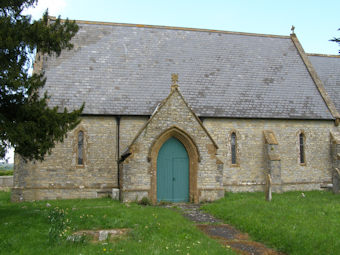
[
  {"left": 0, "top": 191, "right": 233, "bottom": 255},
  {"left": 0, "top": 170, "right": 13, "bottom": 176},
  {"left": 202, "top": 191, "right": 340, "bottom": 255}
]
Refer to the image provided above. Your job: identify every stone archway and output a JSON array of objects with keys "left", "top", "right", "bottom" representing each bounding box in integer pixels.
[{"left": 149, "top": 126, "right": 200, "bottom": 204}]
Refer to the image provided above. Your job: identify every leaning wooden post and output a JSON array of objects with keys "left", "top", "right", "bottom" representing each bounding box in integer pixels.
[{"left": 266, "top": 174, "right": 272, "bottom": 201}]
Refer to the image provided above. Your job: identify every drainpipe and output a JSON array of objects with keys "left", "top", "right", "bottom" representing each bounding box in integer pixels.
[{"left": 116, "top": 116, "right": 121, "bottom": 190}]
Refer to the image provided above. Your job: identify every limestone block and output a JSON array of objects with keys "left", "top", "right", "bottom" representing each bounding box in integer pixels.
[{"left": 112, "top": 188, "right": 120, "bottom": 200}]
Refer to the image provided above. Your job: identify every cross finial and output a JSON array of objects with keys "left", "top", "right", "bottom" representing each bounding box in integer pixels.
[
  {"left": 291, "top": 25, "right": 295, "bottom": 35},
  {"left": 171, "top": 73, "right": 179, "bottom": 90},
  {"left": 171, "top": 73, "right": 178, "bottom": 85}
]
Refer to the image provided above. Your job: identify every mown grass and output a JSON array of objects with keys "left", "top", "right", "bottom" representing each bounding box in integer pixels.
[
  {"left": 202, "top": 191, "right": 340, "bottom": 255},
  {"left": 0, "top": 191, "right": 233, "bottom": 255},
  {"left": 0, "top": 170, "right": 13, "bottom": 176}
]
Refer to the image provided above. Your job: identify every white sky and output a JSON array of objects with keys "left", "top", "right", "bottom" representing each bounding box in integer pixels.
[
  {"left": 22, "top": 0, "right": 67, "bottom": 18},
  {"left": 4, "top": 0, "right": 340, "bottom": 163},
  {"left": 23, "top": 0, "right": 340, "bottom": 54}
]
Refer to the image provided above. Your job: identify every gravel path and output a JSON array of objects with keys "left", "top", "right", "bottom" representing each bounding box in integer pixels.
[{"left": 163, "top": 203, "right": 285, "bottom": 255}]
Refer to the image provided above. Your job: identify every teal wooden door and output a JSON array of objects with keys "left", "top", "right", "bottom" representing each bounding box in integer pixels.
[{"left": 157, "top": 137, "right": 189, "bottom": 202}]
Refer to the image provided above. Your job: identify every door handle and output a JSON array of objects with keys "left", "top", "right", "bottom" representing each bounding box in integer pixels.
[{"left": 172, "top": 177, "right": 175, "bottom": 181}]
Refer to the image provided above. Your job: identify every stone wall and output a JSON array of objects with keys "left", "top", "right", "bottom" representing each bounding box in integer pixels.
[
  {"left": 204, "top": 118, "right": 336, "bottom": 192},
  {"left": 0, "top": 176, "right": 13, "bottom": 190},
  {"left": 120, "top": 88, "right": 224, "bottom": 203},
  {"left": 330, "top": 132, "right": 340, "bottom": 193},
  {"left": 12, "top": 107, "right": 338, "bottom": 202},
  {"left": 12, "top": 116, "right": 118, "bottom": 201},
  {"left": 119, "top": 116, "right": 149, "bottom": 153}
]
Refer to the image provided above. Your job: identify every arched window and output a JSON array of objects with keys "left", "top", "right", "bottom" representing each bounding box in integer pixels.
[
  {"left": 299, "top": 133, "right": 305, "bottom": 165},
  {"left": 231, "top": 132, "right": 237, "bottom": 165},
  {"left": 77, "top": 131, "right": 84, "bottom": 165}
]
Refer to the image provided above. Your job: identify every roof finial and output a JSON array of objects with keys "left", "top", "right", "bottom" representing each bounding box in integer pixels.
[
  {"left": 291, "top": 25, "right": 295, "bottom": 35},
  {"left": 171, "top": 73, "right": 179, "bottom": 90}
]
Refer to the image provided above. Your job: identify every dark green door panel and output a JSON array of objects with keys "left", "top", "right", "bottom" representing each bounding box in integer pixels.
[
  {"left": 157, "top": 137, "right": 189, "bottom": 202},
  {"left": 173, "top": 157, "right": 189, "bottom": 202}
]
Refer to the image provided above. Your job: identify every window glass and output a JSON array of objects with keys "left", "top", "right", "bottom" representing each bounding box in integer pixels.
[
  {"left": 231, "top": 133, "right": 237, "bottom": 165},
  {"left": 78, "top": 131, "right": 84, "bottom": 165},
  {"left": 299, "top": 133, "right": 305, "bottom": 164}
]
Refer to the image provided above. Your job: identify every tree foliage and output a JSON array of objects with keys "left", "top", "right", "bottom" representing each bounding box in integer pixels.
[
  {"left": 330, "top": 28, "right": 340, "bottom": 53},
  {"left": 0, "top": 0, "right": 83, "bottom": 161}
]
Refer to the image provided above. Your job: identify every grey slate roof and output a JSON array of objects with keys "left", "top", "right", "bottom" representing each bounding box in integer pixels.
[
  {"left": 42, "top": 21, "right": 333, "bottom": 119},
  {"left": 309, "top": 54, "right": 340, "bottom": 114}
]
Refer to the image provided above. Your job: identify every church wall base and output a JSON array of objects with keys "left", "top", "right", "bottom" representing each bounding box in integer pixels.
[
  {"left": 199, "top": 189, "right": 225, "bottom": 202},
  {"left": 120, "top": 190, "right": 149, "bottom": 203},
  {"left": 11, "top": 188, "right": 113, "bottom": 202},
  {"left": 223, "top": 182, "right": 330, "bottom": 194}
]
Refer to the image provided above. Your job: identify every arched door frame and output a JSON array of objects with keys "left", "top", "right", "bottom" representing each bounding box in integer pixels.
[{"left": 149, "top": 126, "right": 200, "bottom": 204}]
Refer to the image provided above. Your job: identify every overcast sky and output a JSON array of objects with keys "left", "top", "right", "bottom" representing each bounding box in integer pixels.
[{"left": 4, "top": 0, "right": 340, "bottom": 163}]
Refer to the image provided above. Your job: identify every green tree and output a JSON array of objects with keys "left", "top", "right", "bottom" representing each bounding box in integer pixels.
[
  {"left": 0, "top": 0, "right": 83, "bottom": 161},
  {"left": 331, "top": 28, "right": 340, "bottom": 53}
]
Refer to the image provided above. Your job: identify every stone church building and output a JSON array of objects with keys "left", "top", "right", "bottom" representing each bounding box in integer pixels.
[{"left": 12, "top": 18, "right": 340, "bottom": 203}]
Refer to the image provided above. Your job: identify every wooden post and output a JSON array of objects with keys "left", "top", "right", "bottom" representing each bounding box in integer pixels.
[{"left": 266, "top": 174, "right": 272, "bottom": 201}]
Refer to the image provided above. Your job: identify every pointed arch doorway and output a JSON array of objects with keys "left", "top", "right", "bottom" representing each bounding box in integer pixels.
[
  {"left": 157, "top": 137, "right": 189, "bottom": 202},
  {"left": 149, "top": 126, "right": 200, "bottom": 204}
]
